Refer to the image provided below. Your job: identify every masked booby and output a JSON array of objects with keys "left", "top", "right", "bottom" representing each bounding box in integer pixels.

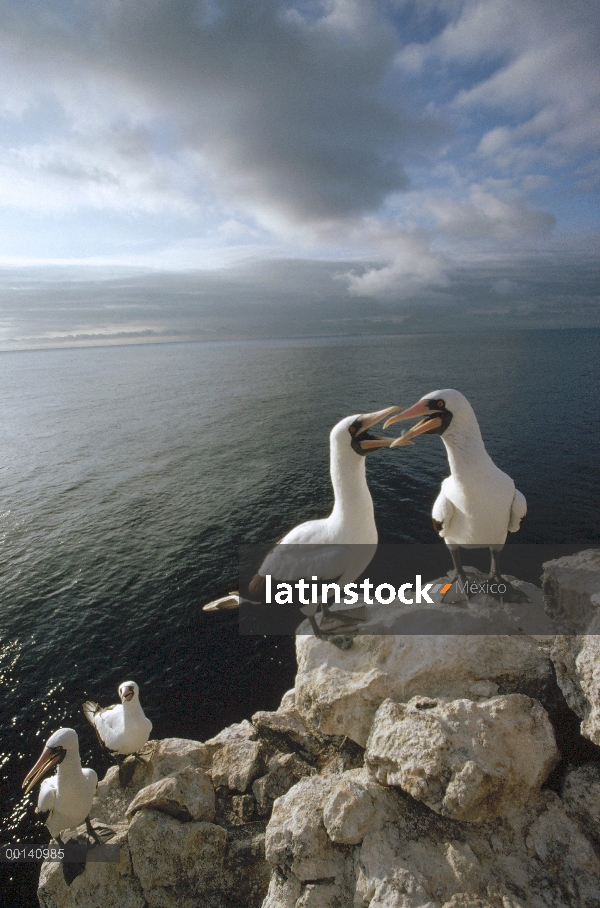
[
  {"left": 385, "top": 389, "right": 528, "bottom": 601},
  {"left": 203, "top": 407, "right": 399, "bottom": 636},
  {"left": 23, "top": 727, "right": 98, "bottom": 841},
  {"left": 83, "top": 681, "right": 152, "bottom": 784}
]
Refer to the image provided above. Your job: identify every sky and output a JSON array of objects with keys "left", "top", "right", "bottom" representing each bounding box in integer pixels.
[{"left": 0, "top": 0, "right": 598, "bottom": 346}]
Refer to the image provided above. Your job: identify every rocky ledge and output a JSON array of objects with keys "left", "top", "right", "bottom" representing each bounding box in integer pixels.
[{"left": 38, "top": 551, "right": 600, "bottom": 908}]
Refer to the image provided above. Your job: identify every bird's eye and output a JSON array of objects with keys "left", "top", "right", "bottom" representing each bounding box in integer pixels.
[
  {"left": 349, "top": 425, "right": 357, "bottom": 434},
  {"left": 436, "top": 400, "right": 445, "bottom": 409}
]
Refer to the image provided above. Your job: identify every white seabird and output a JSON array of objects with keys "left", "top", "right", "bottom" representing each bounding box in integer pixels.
[
  {"left": 203, "top": 407, "right": 399, "bottom": 635},
  {"left": 384, "top": 388, "right": 528, "bottom": 601},
  {"left": 23, "top": 728, "right": 98, "bottom": 842},
  {"left": 83, "top": 681, "right": 152, "bottom": 760}
]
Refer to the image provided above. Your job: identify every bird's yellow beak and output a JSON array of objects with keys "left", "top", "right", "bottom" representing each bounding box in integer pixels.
[
  {"left": 23, "top": 747, "right": 62, "bottom": 795},
  {"left": 355, "top": 406, "right": 401, "bottom": 450},
  {"left": 383, "top": 399, "right": 443, "bottom": 447}
]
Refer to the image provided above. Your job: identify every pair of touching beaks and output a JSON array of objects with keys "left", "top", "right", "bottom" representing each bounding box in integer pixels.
[{"left": 357, "top": 399, "right": 442, "bottom": 450}]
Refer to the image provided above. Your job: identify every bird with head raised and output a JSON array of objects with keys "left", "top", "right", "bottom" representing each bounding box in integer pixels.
[
  {"left": 23, "top": 728, "right": 98, "bottom": 842},
  {"left": 83, "top": 681, "right": 152, "bottom": 785},
  {"left": 384, "top": 389, "right": 528, "bottom": 601},
  {"left": 202, "top": 406, "right": 400, "bottom": 637}
]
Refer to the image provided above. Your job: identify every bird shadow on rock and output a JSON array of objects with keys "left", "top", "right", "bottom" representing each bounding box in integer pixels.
[{"left": 59, "top": 824, "right": 117, "bottom": 886}]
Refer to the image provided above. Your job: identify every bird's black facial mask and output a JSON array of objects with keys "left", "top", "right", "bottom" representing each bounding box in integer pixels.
[
  {"left": 422, "top": 398, "right": 453, "bottom": 436},
  {"left": 50, "top": 746, "right": 67, "bottom": 765},
  {"left": 349, "top": 418, "right": 371, "bottom": 456},
  {"left": 348, "top": 418, "right": 393, "bottom": 456},
  {"left": 386, "top": 397, "right": 453, "bottom": 447}
]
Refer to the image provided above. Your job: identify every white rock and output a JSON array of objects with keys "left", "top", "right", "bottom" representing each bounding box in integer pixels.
[
  {"left": 208, "top": 739, "right": 264, "bottom": 792},
  {"left": 252, "top": 708, "right": 322, "bottom": 756},
  {"left": 525, "top": 799, "right": 600, "bottom": 903},
  {"left": 90, "top": 765, "right": 143, "bottom": 827},
  {"left": 204, "top": 720, "right": 265, "bottom": 792},
  {"left": 205, "top": 719, "right": 258, "bottom": 746},
  {"left": 323, "top": 777, "right": 376, "bottom": 845},
  {"left": 265, "top": 776, "right": 347, "bottom": 883},
  {"left": 468, "top": 681, "right": 499, "bottom": 699},
  {"left": 143, "top": 737, "right": 210, "bottom": 784},
  {"left": 294, "top": 634, "right": 556, "bottom": 747},
  {"left": 354, "top": 790, "right": 600, "bottom": 908},
  {"left": 366, "top": 695, "right": 559, "bottom": 822},
  {"left": 127, "top": 809, "right": 228, "bottom": 908},
  {"left": 125, "top": 767, "right": 215, "bottom": 822},
  {"left": 280, "top": 689, "right": 296, "bottom": 710}
]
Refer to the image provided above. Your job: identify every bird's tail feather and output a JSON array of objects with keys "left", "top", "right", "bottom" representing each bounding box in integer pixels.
[
  {"left": 82, "top": 701, "right": 100, "bottom": 725},
  {"left": 202, "top": 592, "right": 240, "bottom": 612}
]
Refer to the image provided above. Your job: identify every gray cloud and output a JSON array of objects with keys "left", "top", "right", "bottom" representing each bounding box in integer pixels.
[
  {"left": 0, "top": 0, "right": 446, "bottom": 220},
  {"left": 0, "top": 254, "right": 597, "bottom": 352},
  {"left": 0, "top": 0, "right": 596, "bottom": 304}
]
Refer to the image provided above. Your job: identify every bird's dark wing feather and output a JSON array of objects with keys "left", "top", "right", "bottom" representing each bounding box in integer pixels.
[
  {"left": 248, "top": 573, "right": 265, "bottom": 596},
  {"left": 82, "top": 701, "right": 109, "bottom": 750}
]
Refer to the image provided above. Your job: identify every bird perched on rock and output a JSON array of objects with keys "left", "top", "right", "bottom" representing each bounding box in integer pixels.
[
  {"left": 83, "top": 681, "right": 152, "bottom": 785},
  {"left": 203, "top": 407, "right": 400, "bottom": 638},
  {"left": 385, "top": 389, "right": 528, "bottom": 601},
  {"left": 23, "top": 728, "right": 102, "bottom": 884}
]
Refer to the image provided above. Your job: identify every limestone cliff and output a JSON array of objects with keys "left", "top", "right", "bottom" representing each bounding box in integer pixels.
[{"left": 38, "top": 552, "right": 600, "bottom": 908}]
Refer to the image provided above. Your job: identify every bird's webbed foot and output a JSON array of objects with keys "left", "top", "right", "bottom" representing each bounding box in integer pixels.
[
  {"left": 442, "top": 570, "right": 472, "bottom": 602},
  {"left": 325, "top": 634, "right": 356, "bottom": 650},
  {"left": 86, "top": 816, "right": 115, "bottom": 845},
  {"left": 488, "top": 575, "right": 531, "bottom": 603},
  {"left": 85, "top": 816, "right": 104, "bottom": 846},
  {"left": 308, "top": 614, "right": 357, "bottom": 646},
  {"left": 447, "top": 547, "right": 471, "bottom": 600},
  {"left": 133, "top": 747, "right": 153, "bottom": 765}
]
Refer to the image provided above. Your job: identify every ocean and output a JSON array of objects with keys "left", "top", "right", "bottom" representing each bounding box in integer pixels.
[{"left": 1, "top": 328, "right": 598, "bottom": 904}]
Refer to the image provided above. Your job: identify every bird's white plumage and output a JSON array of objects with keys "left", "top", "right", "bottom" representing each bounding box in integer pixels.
[
  {"left": 431, "top": 491, "right": 455, "bottom": 534},
  {"left": 37, "top": 777, "right": 57, "bottom": 815},
  {"left": 508, "top": 488, "right": 528, "bottom": 532},
  {"left": 32, "top": 728, "right": 97, "bottom": 839},
  {"left": 256, "top": 414, "right": 379, "bottom": 592},
  {"left": 84, "top": 681, "right": 152, "bottom": 755},
  {"left": 426, "top": 389, "right": 526, "bottom": 546}
]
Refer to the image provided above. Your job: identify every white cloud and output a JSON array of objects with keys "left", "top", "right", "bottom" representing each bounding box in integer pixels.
[{"left": 339, "top": 221, "right": 448, "bottom": 297}]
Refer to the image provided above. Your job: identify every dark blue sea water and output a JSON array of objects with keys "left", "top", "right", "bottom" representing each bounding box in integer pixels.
[{"left": 1, "top": 329, "right": 598, "bottom": 904}]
